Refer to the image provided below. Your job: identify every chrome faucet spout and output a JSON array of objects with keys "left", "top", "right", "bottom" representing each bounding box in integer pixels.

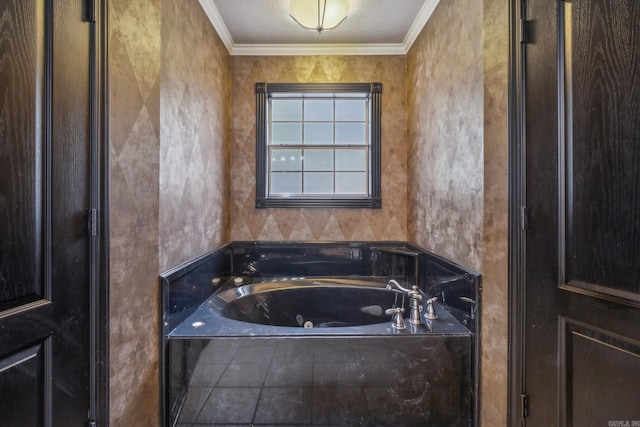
[
  {"left": 386, "top": 279, "right": 423, "bottom": 325},
  {"left": 386, "top": 279, "right": 412, "bottom": 293}
]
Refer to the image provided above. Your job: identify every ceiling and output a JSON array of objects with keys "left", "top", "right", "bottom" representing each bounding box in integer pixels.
[{"left": 199, "top": 0, "right": 440, "bottom": 56}]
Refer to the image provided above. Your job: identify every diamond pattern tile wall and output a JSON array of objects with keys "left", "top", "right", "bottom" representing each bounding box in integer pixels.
[
  {"left": 159, "top": 0, "right": 230, "bottom": 270},
  {"left": 407, "top": 0, "right": 484, "bottom": 271},
  {"left": 481, "top": 0, "right": 510, "bottom": 426},
  {"left": 230, "top": 56, "right": 408, "bottom": 242},
  {"left": 109, "top": 0, "right": 161, "bottom": 425}
]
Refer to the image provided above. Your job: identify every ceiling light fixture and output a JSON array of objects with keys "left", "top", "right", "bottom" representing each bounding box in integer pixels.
[{"left": 289, "top": 0, "right": 350, "bottom": 34}]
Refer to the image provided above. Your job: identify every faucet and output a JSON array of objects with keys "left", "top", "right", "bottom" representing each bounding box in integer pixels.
[
  {"left": 386, "top": 279, "right": 423, "bottom": 325},
  {"left": 384, "top": 306, "right": 406, "bottom": 330}
]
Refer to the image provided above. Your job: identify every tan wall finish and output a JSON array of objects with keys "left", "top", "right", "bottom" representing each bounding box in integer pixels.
[
  {"left": 406, "top": 1, "right": 510, "bottom": 425},
  {"left": 109, "top": 0, "right": 230, "bottom": 424},
  {"left": 406, "top": 0, "right": 484, "bottom": 271},
  {"left": 107, "top": 2, "right": 510, "bottom": 424},
  {"left": 160, "top": 0, "right": 231, "bottom": 271},
  {"left": 481, "top": 0, "right": 510, "bottom": 424},
  {"left": 109, "top": 0, "right": 161, "bottom": 425},
  {"left": 229, "top": 56, "right": 407, "bottom": 241}
]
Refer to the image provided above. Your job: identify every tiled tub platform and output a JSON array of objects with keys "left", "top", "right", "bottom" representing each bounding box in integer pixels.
[
  {"left": 171, "top": 335, "right": 470, "bottom": 426},
  {"left": 162, "top": 241, "right": 480, "bottom": 426}
]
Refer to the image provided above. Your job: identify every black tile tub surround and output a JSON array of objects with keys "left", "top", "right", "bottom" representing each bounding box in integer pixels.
[
  {"left": 162, "top": 245, "right": 233, "bottom": 332},
  {"left": 169, "top": 336, "right": 472, "bottom": 426},
  {"left": 161, "top": 241, "right": 481, "bottom": 427},
  {"left": 229, "top": 241, "right": 480, "bottom": 332},
  {"left": 162, "top": 241, "right": 480, "bottom": 333}
]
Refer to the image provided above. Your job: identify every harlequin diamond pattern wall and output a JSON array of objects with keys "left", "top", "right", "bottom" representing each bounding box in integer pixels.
[
  {"left": 230, "top": 56, "right": 408, "bottom": 241},
  {"left": 109, "top": 0, "right": 161, "bottom": 425}
]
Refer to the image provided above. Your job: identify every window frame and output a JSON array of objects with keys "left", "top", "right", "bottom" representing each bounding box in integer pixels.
[{"left": 255, "top": 82, "right": 382, "bottom": 209}]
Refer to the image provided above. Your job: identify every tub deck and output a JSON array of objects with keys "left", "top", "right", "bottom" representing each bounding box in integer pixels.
[{"left": 169, "top": 277, "right": 471, "bottom": 338}]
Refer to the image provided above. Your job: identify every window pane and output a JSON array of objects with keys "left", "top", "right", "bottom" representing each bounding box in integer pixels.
[
  {"left": 335, "top": 149, "right": 367, "bottom": 171},
  {"left": 271, "top": 172, "right": 302, "bottom": 194},
  {"left": 335, "top": 123, "right": 366, "bottom": 144},
  {"left": 335, "top": 172, "right": 367, "bottom": 194},
  {"left": 271, "top": 149, "right": 302, "bottom": 171},
  {"left": 304, "top": 172, "right": 333, "bottom": 194},
  {"left": 335, "top": 99, "right": 366, "bottom": 121},
  {"left": 271, "top": 92, "right": 303, "bottom": 98},
  {"left": 304, "top": 123, "right": 333, "bottom": 145},
  {"left": 272, "top": 99, "right": 302, "bottom": 121},
  {"left": 257, "top": 82, "right": 381, "bottom": 208},
  {"left": 272, "top": 123, "right": 302, "bottom": 144},
  {"left": 338, "top": 93, "right": 369, "bottom": 98},
  {"left": 304, "top": 99, "right": 333, "bottom": 121},
  {"left": 304, "top": 149, "right": 333, "bottom": 171}
]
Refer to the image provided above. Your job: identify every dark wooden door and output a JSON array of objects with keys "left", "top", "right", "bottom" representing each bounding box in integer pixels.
[
  {"left": 0, "top": 1, "right": 96, "bottom": 425},
  {"left": 515, "top": 0, "right": 640, "bottom": 425}
]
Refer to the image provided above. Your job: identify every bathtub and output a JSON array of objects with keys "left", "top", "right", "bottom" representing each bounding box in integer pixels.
[
  {"left": 167, "top": 276, "right": 472, "bottom": 426},
  {"left": 220, "top": 279, "right": 395, "bottom": 328},
  {"left": 162, "top": 241, "right": 480, "bottom": 426},
  {"left": 171, "top": 277, "right": 468, "bottom": 335}
]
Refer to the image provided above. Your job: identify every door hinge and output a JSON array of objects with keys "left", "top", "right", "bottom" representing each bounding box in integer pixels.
[
  {"left": 88, "top": 208, "right": 98, "bottom": 237},
  {"left": 520, "top": 206, "right": 528, "bottom": 231},
  {"left": 521, "top": 393, "right": 529, "bottom": 419},
  {"left": 86, "top": 0, "right": 96, "bottom": 23},
  {"left": 519, "top": 19, "right": 530, "bottom": 44}
]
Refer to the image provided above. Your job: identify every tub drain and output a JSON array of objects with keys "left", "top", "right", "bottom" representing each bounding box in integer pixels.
[{"left": 303, "top": 321, "right": 314, "bottom": 328}]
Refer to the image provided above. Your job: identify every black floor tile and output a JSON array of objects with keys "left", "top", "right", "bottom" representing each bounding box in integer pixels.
[
  {"left": 253, "top": 386, "right": 313, "bottom": 425},
  {"left": 195, "top": 387, "right": 261, "bottom": 424}
]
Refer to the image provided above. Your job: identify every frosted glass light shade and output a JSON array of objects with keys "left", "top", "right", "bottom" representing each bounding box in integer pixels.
[{"left": 289, "top": 0, "right": 349, "bottom": 33}]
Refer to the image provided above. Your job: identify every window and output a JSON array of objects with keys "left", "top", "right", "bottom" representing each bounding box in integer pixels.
[{"left": 255, "top": 82, "right": 382, "bottom": 208}]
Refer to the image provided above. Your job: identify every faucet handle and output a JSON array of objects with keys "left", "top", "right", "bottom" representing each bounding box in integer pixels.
[
  {"left": 385, "top": 307, "right": 406, "bottom": 330},
  {"left": 459, "top": 296, "right": 477, "bottom": 319},
  {"left": 425, "top": 296, "right": 439, "bottom": 320}
]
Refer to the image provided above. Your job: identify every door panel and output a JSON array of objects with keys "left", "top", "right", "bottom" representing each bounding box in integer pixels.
[
  {"left": 559, "top": 296, "right": 640, "bottom": 427},
  {"left": 0, "top": 0, "right": 46, "bottom": 308},
  {"left": 0, "top": 341, "right": 48, "bottom": 427},
  {"left": 0, "top": 0, "right": 93, "bottom": 425},
  {"left": 568, "top": 331, "right": 640, "bottom": 426},
  {"left": 520, "top": 0, "right": 640, "bottom": 425},
  {"left": 563, "top": 0, "right": 640, "bottom": 298}
]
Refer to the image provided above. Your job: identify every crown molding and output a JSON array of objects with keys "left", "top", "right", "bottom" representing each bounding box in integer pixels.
[
  {"left": 231, "top": 43, "right": 406, "bottom": 56},
  {"left": 199, "top": 0, "right": 440, "bottom": 57},
  {"left": 198, "top": 0, "right": 235, "bottom": 53},
  {"left": 403, "top": 0, "right": 440, "bottom": 51}
]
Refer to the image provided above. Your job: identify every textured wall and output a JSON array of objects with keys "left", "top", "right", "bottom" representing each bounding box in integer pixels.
[
  {"left": 110, "top": 0, "right": 230, "bottom": 423},
  {"left": 406, "top": 0, "right": 484, "bottom": 271},
  {"left": 159, "top": 0, "right": 231, "bottom": 271},
  {"left": 109, "top": 0, "right": 161, "bottom": 425},
  {"left": 481, "top": 0, "right": 509, "bottom": 425},
  {"left": 229, "top": 56, "right": 407, "bottom": 241},
  {"left": 107, "top": 2, "right": 509, "bottom": 425}
]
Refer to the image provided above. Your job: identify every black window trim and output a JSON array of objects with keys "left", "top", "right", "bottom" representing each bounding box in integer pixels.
[{"left": 255, "top": 82, "right": 382, "bottom": 209}]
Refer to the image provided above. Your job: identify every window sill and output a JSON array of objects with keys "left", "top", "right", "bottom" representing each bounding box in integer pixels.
[{"left": 256, "top": 197, "right": 381, "bottom": 209}]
